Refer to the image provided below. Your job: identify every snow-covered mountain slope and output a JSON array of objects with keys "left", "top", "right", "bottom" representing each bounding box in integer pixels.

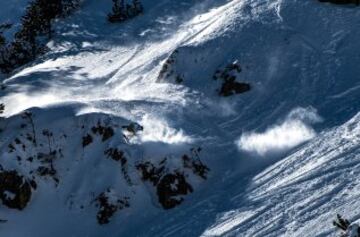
[
  {"left": 202, "top": 112, "right": 360, "bottom": 237},
  {"left": 0, "top": 0, "right": 360, "bottom": 236}
]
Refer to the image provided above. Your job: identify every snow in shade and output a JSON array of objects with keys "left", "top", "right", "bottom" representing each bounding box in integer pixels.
[{"left": 237, "top": 107, "right": 322, "bottom": 156}]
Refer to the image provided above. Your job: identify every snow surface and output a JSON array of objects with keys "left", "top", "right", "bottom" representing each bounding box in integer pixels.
[{"left": 0, "top": 0, "right": 360, "bottom": 236}]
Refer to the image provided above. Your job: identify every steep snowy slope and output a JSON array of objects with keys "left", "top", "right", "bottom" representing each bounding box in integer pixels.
[
  {"left": 202, "top": 112, "right": 360, "bottom": 237},
  {"left": 0, "top": 0, "right": 359, "bottom": 236}
]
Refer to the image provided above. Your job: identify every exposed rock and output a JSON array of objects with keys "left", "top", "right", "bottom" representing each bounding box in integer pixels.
[
  {"left": 105, "top": 148, "right": 132, "bottom": 185},
  {"left": 14, "top": 138, "right": 21, "bottom": 144},
  {"left": 219, "top": 80, "right": 251, "bottom": 97},
  {"left": 8, "top": 144, "right": 15, "bottom": 153},
  {"left": 157, "top": 50, "right": 184, "bottom": 84},
  {"left": 21, "top": 111, "right": 37, "bottom": 146},
  {"left": 37, "top": 151, "right": 57, "bottom": 164},
  {"left": 36, "top": 166, "right": 56, "bottom": 177},
  {"left": 91, "top": 122, "right": 114, "bottom": 142},
  {"left": 82, "top": 134, "right": 93, "bottom": 147},
  {"left": 182, "top": 154, "right": 210, "bottom": 180},
  {"left": 214, "top": 61, "right": 251, "bottom": 97},
  {"left": 95, "top": 189, "right": 130, "bottom": 225},
  {"left": 105, "top": 148, "right": 126, "bottom": 164},
  {"left": 158, "top": 50, "right": 178, "bottom": 80},
  {"left": 136, "top": 160, "right": 166, "bottom": 186},
  {"left": 156, "top": 172, "right": 193, "bottom": 209},
  {"left": 29, "top": 179, "right": 37, "bottom": 190},
  {"left": 8, "top": 136, "right": 29, "bottom": 153},
  {"left": 137, "top": 153, "right": 207, "bottom": 209},
  {"left": 0, "top": 170, "right": 33, "bottom": 210},
  {"left": 36, "top": 152, "right": 59, "bottom": 184},
  {"left": 175, "top": 75, "right": 184, "bottom": 84}
]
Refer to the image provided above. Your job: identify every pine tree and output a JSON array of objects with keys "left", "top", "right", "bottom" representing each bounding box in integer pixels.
[
  {"left": 0, "top": 0, "right": 80, "bottom": 73},
  {"left": 18, "top": 2, "right": 43, "bottom": 59}
]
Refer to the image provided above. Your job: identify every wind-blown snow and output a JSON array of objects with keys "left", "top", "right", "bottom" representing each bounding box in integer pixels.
[
  {"left": 237, "top": 107, "right": 322, "bottom": 156},
  {"left": 137, "top": 114, "right": 193, "bottom": 144},
  {"left": 0, "top": 0, "right": 360, "bottom": 236},
  {"left": 237, "top": 119, "right": 315, "bottom": 156}
]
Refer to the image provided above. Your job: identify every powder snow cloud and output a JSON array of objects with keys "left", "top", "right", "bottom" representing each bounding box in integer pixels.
[{"left": 237, "top": 107, "right": 322, "bottom": 156}]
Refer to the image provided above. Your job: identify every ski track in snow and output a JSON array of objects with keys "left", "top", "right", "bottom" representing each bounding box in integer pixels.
[{"left": 202, "top": 113, "right": 360, "bottom": 237}]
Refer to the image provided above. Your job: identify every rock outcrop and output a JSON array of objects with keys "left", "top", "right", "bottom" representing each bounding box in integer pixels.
[
  {"left": 0, "top": 170, "right": 33, "bottom": 210},
  {"left": 213, "top": 61, "right": 251, "bottom": 97},
  {"left": 95, "top": 189, "right": 130, "bottom": 225}
]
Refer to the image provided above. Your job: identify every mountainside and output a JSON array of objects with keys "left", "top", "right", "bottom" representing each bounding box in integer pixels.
[
  {"left": 0, "top": 0, "right": 360, "bottom": 236},
  {"left": 202, "top": 112, "right": 360, "bottom": 237}
]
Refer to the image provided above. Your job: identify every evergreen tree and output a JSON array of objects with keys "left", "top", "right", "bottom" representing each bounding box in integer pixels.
[
  {"left": 0, "top": 0, "right": 81, "bottom": 73},
  {"left": 18, "top": 2, "right": 44, "bottom": 59}
]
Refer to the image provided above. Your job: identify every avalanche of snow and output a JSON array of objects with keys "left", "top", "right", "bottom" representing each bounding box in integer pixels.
[
  {"left": 237, "top": 107, "right": 321, "bottom": 156},
  {"left": 0, "top": 0, "right": 360, "bottom": 236},
  {"left": 136, "top": 114, "right": 193, "bottom": 144}
]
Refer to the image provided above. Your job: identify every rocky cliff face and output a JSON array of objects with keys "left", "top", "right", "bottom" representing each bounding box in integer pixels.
[{"left": 0, "top": 106, "right": 209, "bottom": 226}]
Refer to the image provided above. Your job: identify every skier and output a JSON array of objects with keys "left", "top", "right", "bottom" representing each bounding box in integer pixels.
[{"left": 333, "top": 214, "right": 360, "bottom": 237}]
